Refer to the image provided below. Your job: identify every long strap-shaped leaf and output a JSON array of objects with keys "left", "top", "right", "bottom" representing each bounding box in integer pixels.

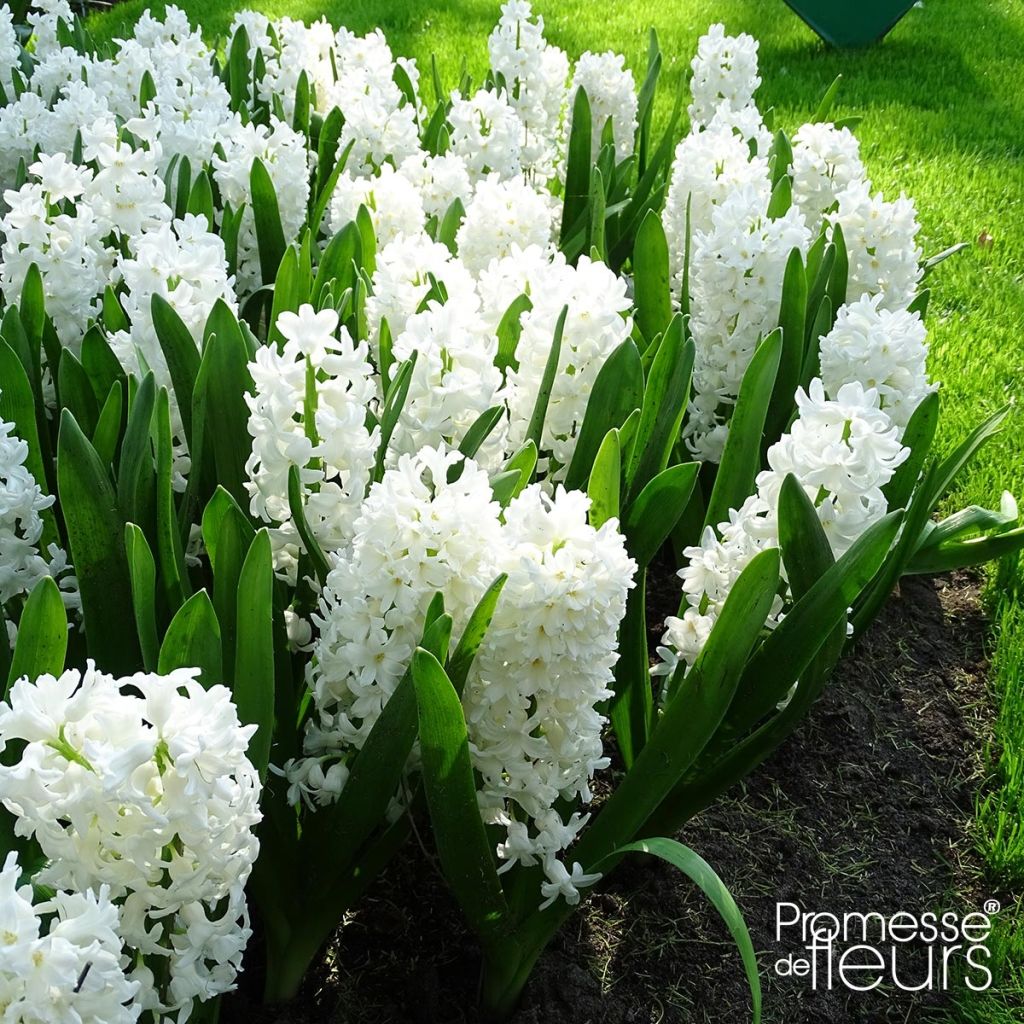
[
  {"left": 649, "top": 476, "right": 844, "bottom": 832},
  {"left": 251, "top": 157, "right": 287, "bottom": 284},
  {"left": 575, "top": 548, "right": 780, "bottom": 873},
  {"left": 560, "top": 88, "right": 592, "bottom": 246},
  {"left": 525, "top": 306, "right": 568, "bottom": 452},
  {"left": 58, "top": 410, "right": 141, "bottom": 674},
  {"left": 234, "top": 529, "right": 275, "bottom": 776},
  {"left": 158, "top": 590, "right": 222, "bottom": 687},
  {"left": 703, "top": 329, "right": 782, "bottom": 534},
  {"left": 602, "top": 838, "right": 761, "bottom": 1024},
  {"left": 727, "top": 508, "right": 903, "bottom": 738},
  {"left": 152, "top": 294, "right": 200, "bottom": 443},
  {"left": 193, "top": 302, "right": 254, "bottom": 507},
  {"left": 6, "top": 577, "right": 67, "bottom": 693},
  {"left": 564, "top": 339, "right": 643, "bottom": 492},
  {"left": 411, "top": 648, "right": 510, "bottom": 945},
  {"left": 448, "top": 574, "right": 508, "bottom": 696},
  {"left": 124, "top": 524, "right": 159, "bottom": 671},
  {"left": 625, "top": 316, "right": 693, "bottom": 501},
  {"left": 633, "top": 210, "right": 672, "bottom": 344}
]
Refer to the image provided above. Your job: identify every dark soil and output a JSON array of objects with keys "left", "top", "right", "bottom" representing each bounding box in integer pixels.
[{"left": 225, "top": 570, "right": 1005, "bottom": 1024}]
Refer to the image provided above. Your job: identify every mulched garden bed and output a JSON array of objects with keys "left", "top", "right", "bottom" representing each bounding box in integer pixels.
[{"left": 227, "top": 570, "right": 1001, "bottom": 1024}]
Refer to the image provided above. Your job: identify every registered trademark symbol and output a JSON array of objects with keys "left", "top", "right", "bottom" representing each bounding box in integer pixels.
[{"left": 984, "top": 899, "right": 1001, "bottom": 915}]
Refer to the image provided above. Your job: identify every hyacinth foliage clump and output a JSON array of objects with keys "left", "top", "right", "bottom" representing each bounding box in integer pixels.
[{"left": 1, "top": 2, "right": 1022, "bottom": 1020}]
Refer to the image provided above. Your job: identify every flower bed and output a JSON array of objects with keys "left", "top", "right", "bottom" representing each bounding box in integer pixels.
[{"left": 0, "top": 1, "right": 1021, "bottom": 1020}]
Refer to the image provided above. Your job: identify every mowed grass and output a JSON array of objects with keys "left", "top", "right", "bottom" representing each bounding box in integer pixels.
[{"left": 88, "top": 0, "right": 1024, "bottom": 1017}]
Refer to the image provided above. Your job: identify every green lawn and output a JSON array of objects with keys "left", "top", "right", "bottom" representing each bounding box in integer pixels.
[{"left": 88, "top": 1, "right": 1024, "bottom": 1018}]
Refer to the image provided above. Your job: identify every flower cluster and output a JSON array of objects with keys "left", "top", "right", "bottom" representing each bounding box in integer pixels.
[
  {"left": 683, "top": 186, "right": 810, "bottom": 461},
  {"left": 0, "top": 852, "right": 140, "bottom": 1024},
  {"left": 245, "top": 304, "right": 379, "bottom": 579},
  {"left": 658, "top": 379, "right": 909, "bottom": 675},
  {"left": 663, "top": 24, "right": 925, "bottom": 463},
  {"left": 819, "top": 294, "right": 934, "bottom": 433},
  {"left": 0, "top": 664, "right": 263, "bottom": 1019},
  {"left": 569, "top": 51, "right": 639, "bottom": 162},
  {"left": 301, "top": 446, "right": 636, "bottom": 904}
]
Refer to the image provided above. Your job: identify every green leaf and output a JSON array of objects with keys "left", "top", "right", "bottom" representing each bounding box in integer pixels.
[
  {"left": 564, "top": 340, "right": 644, "bottom": 492},
  {"left": 251, "top": 157, "right": 287, "bottom": 284},
  {"left": 411, "top": 649, "right": 509, "bottom": 943},
  {"left": 605, "top": 839, "right": 761, "bottom": 1024},
  {"left": 561, "top": 87, "right": 592, "bottom": 246},
  {"left": 766, "top": 174, "right": 792, "bottom": 219},
  {"left": 7, "top": 578, "right": 67, "bottom": 692},
  {"left": 269, "top": 245, "right": 302, "bottom": 345},
  {"left": 58, "top": 410, "right": 141, "bottom": 674},
  {"left": 804, "top": 242, "right": 835, "bottom": 348},
  {"left": 457, "top": 406, "right": 504, "bottom": 463},
  {"left": 203, "top": 489, "right": 254, "bottom": 683},
  {"left": 124, "top": 523, "right": 160, "bottom": 672},
  {"left": 730, "top": 510, "right": 902, "bottom": 735},
  {"left": 927, "top": 404, "right": 1010, "bottom": 509},
  {"left": 193, "top": 302, "right": 254, "bottom": 507},
  {"left": 922, "top": 242, "right": 969, "bottom": 276},
  {"left": 524, "top": 305, "right": 568, "bottom": 453},
  {"left": 91, "top": 382, "right": 124, "bottom": 468},
  {"left": 588, "top": 165, "right": 606, "bottom": 260},
  {"left": 227, "top": 24, "right": 251, "bottom": 111},
  {"left": 356, "top": 204, "right": 377, "bottom": 277},
  {"left": 287, "top": 464, "right": 330, "bottom": 586},
  {"left": 768, "top": 129, "right": 793, "bottom": 188},
  {"left": 573, "top": 549, "right": 781, "bottom": 872},
  {"left": 626, "top": 317, "right": 693, "bottom": 500},
  {"left": 57, "top": 351, "right": 98, "bottom": 437},
  {"left": 703, "top": 330, "right": 782, "bottom": 532},
  {"left": 495, "top": 442, "right": 538, "bottom": 505},
  {"left": 312, "top": 222, "right": 360, "bottom": 309},
  {"left": 766, "top": 249, "right": 807, "bottom": 444},
  {"left": 372, "top": 354, "right": 417, "bottom": 482},
  {"left": 587, "top": 429, "right": 621, "bottom": 529},
  {"left": 812, "top": 74, "right": 843, "bottom": 122},
  {"left": 437, "top": 197, "right": 465, "bottom": 254},
  {"left": 158, "top": 590, "right": 222, "bottom": 686},
  {"left": 883, "top": 391, "right": 939, "bottom": 509},
  {"left": 18, "top": 263, "right": 45, "bottom": 354},
  {"left": 152, "top": 294, "right": 200, "bottom": 444},
  {"left": 314, "top": 107, "right": 344, "bottom": 200},
  {"left": 81, "top": 324, "right": 127, "bottom": 403},
  {"left": 186, "top": 170, "right": 215, "bottom": 226},
  {"left": 800, "top": 295, "right": 832, "bottom": 391},
  {"left": 292, "top": 69, "right": 311, "bottom": 135},
  {"left": 234, "top": 529, "right": 276, "bottom": 776},
  {"left": 634, "top": 30, "right": 661, "bottom": 175},
  {"left": 778, "top": 474, "right": 835, "bottom": 598},
  {"left": 494, "top": 293, "right": 533, "bottom": 378},
  {"left": 154, "top": 388, "right": 190, "bottom": 614},
  {"left": 117, "top": 373, "right": 156, "bottom": 532},
  {"left": 905, "top": 523, "right": 1024, "bottom": 575},
  {"left": 447, "top": 574, "right": 508, "bottom": 697},
  {"left": 827, "top": 222, "right": 848, "bottom": 312},
  {"left": 623, "top": 462, "right": 699, "bottom": 569},
  {"left": 608, "top": 580, "right": 650, "bottom": 768},
  {"left": 633, "top": 211, "right": 673, "bottom": 346}
]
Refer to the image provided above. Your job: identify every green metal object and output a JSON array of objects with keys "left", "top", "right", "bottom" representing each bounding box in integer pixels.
[{"left": 782, "top": 0, "right": 919, "bottom": 47}]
